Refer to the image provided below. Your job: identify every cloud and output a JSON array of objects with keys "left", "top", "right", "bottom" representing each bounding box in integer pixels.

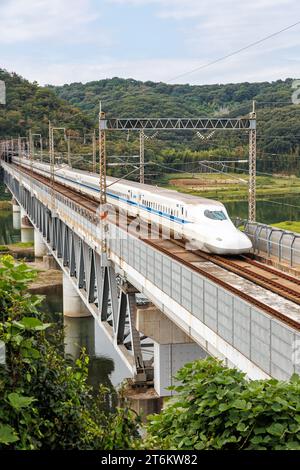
[
  {"left": 108, "top": 0, "right": 300, "bottom": 53},
  {"left": 4, "top": 51, "right": 299, "bottom": 87},
  {"left": 107, "top": 0, "right": 300, "bottom": 83},
  {"left": 0, "top": 0, "right": 102, "bottom": 44},
  {"left": 1, "top": 0, "right": 300, "bottom": 85}
]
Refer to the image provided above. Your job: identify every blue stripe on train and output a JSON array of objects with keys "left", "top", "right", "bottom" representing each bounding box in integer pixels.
[{"left": 30, "top": 164, "right": 191, "bottom": 225}]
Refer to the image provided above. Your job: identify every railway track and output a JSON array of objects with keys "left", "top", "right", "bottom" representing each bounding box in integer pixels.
[
  {"left": 196, "top": 251, "right": 300, "bottom": 307},
  {"left": 155, "top": 234, "right": 300, "bottom": 307},
  {"left": 12, "top": 163, "right": 300, "bottom": 330},
  {"left": 142, "top": 237, "right": 300, "bottom": 330}
]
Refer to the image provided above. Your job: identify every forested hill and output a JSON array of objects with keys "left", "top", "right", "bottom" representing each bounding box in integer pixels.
[
  {"left": 0, "top": 69, "right": 93, "bottom": 138},
  {"left": 49, "top": 77, "right": 300, "bottom": 155},
  {"left": 49, "top": 77, "right": 295, "bottom": 118},
  {"left": 1, "top": 69, "right": 300, "bottom": 159}
]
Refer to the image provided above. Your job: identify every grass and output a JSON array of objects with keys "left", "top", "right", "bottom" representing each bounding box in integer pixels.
[
  {"left": 160, "top": 172, "right": 300, "bottom": 202},
  {"left": 0, "top": 201, "right": 12, "bottom": 210},
  {"left": 10, "top": 242, "right": 34, "bottom": 248},
  {"left": 0, "top": 245, "right": 9, "bottom": 252},
  {"left": 272, "top": 221, "right": 300, "bottom": 234},
  {"left": 0, "top": 242, "right": 34, "bottom": 253}
]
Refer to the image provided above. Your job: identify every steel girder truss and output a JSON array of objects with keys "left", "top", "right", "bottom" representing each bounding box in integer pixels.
[
  {"left": 4, "top": 170, "right": 152, "bottom": 383},
  {"left": 103, "top": 117, "right": 252, "bottom": 131},
  {"left": 101, "top": 115, "right": 257, "bottom": 221}
]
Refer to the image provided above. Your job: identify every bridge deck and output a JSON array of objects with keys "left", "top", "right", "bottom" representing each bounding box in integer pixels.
[{"left": 2, "top": 160, "right": 300, "bottom": 381}]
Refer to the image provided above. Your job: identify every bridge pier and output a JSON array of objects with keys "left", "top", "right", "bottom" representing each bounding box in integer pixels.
[
  {"left": 137, "top": 305, "right": 207, "bottom": 396},
  {"left": 63, "top": 273, "right": 92, "bottom": 318},
  {"left": 20, "top": 207, "right": 34, "bottom": 243},
  {"left": 64, "top": 316, "right": 95, "bottom": 358},
  {"left": 12, "top": 198, "right": 21, "bottom": 230},
  {"left": 34, "top": 229, "right": 48, "bottom": 258}
]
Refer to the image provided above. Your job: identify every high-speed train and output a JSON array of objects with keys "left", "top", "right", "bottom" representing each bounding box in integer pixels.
[{"left": 12, "top": 157, "right": 252, "bottom": 255}]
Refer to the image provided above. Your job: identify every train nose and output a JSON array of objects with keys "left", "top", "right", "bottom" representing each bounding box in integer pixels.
[
  {"left": 205, "top": 231, "right": 252, "bottom": 254},
  {"left": 219, "top": 232, "right": 252, "bottom": 253}
]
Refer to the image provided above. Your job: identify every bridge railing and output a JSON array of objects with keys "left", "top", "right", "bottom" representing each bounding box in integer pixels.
[{"left": 234, "top": 218, "right": 300, "bottom": 267}]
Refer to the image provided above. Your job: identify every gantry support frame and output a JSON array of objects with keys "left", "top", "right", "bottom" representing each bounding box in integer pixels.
[{"left": 99, "top": 114, "right": 257, "bottom": 221}]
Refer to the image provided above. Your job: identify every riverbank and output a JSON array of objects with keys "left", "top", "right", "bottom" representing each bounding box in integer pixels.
[
  {"left": 161, "top": 172, "right": 300, "bottom": 202},
  {"left": 28, "top": 260, "right": 62, "bottom": 295},
  {"left": 0, "top": 241, "right": 34, "bottom": 259},
  {"left": 0, "top": 200, "right": 11, "bottom": 210},
  {"left": 272, "top": 221, "right": 300, "bottom": 233}
]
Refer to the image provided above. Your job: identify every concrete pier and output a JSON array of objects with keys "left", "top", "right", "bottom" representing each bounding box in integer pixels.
[
  {"left": 137, "top": 304, "right": 207, "bottom": 396},
  {"left": 122, "top": 383, "right": 164, "bottom": 419},
  {"left": 64, "top": 316, "right": 95, "bottom": 358},
  {"left": 34, "top": 229, "right": 47, "bottom": 258},
  {"left": 12, "top": 198, "right": 21, "bottom": 230},
  {"left": 12, "top": 198, "right": 20, "bottom": 213},
  {"left": 63, "top": 273, "right": 91, "bottom": 318},
  {"left": 20, "top": 207, "right": 34, "bottom": 243}
]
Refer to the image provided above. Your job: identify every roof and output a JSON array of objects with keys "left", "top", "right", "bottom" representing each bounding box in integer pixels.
[{"left": 61, "top": 164, "right": 224, "bottom": 208}]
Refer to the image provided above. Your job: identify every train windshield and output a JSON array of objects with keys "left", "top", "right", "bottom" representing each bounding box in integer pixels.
[{"left": 204, "top": 210, "right": 227, "bottom": 221}]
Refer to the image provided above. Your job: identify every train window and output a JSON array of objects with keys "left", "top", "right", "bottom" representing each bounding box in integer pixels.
[{"left": 204, "top": 210, "right": 227, "bottom": 221}]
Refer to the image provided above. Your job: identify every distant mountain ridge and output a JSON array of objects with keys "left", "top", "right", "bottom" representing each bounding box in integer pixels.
[
  {"left": 48, "top": 76, "right": 295, "bottom": 119},
  {"left": 1, "top": 69, "right": 299, "bottom": 160},
  {"left": 0, "top": 69, "right": 93, "bottom": 138},
  {"left": 49, "top": 77, "right": 300, "bottom": 156}
]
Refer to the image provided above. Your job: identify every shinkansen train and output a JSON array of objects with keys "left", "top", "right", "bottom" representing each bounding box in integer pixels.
[{"left": 12, "top": 157, "right": 252, "bottom": 255}]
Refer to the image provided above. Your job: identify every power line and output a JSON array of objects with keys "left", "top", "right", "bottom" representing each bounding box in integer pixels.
[
  {"left": 95, "top": 21, "right": 300, "bottom": 108},
  {"left": 167, "top": 20, "right": 300, "bottom": 82},
  {"left": 258, "top": 199, "right": 300, "bottom": 210}
]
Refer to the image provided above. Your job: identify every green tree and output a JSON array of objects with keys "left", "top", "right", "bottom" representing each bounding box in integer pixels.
[
  {"left": 145, "top": 357, "right": 300, "bottom": 450},
  {"left": 0, "top": 255, "right": 140, "bottom": 450}
]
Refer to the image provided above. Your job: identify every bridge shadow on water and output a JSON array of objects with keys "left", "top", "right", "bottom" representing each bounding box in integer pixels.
[{"left": 41, "top": 294, "right": 131, "bottom": 411}]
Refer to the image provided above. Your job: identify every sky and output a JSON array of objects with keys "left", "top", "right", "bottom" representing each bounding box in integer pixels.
[{"left": 0, "top": 0, "right": 300, "bottom": 86}]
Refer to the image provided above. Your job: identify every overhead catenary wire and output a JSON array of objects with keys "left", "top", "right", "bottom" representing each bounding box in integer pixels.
[{"left": 97, "top": 20, "right": 300, "bottom": 107}]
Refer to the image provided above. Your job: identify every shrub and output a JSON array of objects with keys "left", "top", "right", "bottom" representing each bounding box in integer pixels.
[
  {"left": 145, "top": 357, "right": 300, "bottom": 450},
  {"left": 0, "top": 255, "right": 140, "bottom": 449}
]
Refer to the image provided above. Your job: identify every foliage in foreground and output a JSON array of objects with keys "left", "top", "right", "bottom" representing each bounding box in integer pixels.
[
  {"left": 145, "top": 358, "right": 300, "bottom": 450},
  {"left": 2, "top": 254, "right": 300, "bottom": 451},
  {"left": 0, "top": 255, "right": 139, "bottom": 450}
]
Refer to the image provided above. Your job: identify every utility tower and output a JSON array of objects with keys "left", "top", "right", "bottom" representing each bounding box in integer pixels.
[
  {"left": 248, "top": 101, "right": 257, "bottom": 222},
  {"left": 139, "top": 130, "right": 145, "bottom": 184},
  {"left": 99, "top": 106, "right": 108, "bottom": 257},
  {"left": 92, "top": 129, "right": 97, "bottom": 173}
]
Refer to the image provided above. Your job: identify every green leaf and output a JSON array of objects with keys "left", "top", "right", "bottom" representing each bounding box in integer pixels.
[
  {"left": 232, "top": 399, "right": 247, "bottom": 409},
  {"left": 266, "top": 422, "right": 285, "bottom": 436},
  {"left": 7, "top": 393, "right": 36, "bottom": 411},
  {"left": 236, "top": 422, "right": 248, "bottom": 432},
  {"left": 17, "top": 317, "right": 51, "bottom": 331},
  {"left": 0, "top": 424, "right": 19, "bottom": 444}
]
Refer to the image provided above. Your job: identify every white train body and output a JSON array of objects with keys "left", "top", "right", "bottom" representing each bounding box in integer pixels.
[{"left": 13, "top": 157, "right": 252, "bottom": 255}]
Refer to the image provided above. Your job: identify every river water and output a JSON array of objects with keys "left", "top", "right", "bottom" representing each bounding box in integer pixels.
[
  {"left": 1, "top": 177, "right": 299, "bottom": 390},
  {"left": 226, "top": 196, "right": 300, "bottom": 224}
]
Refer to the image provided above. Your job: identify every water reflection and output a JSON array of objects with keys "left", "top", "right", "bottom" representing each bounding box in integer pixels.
[
  {"left": 226, "top": 196, "right": 300, "bottom": 225},
  {"left": 0, "top": 209, "right": 21, "bottom": 244},
  {"left": 64, "top": 316, "right": 95, "bottom": 358}
]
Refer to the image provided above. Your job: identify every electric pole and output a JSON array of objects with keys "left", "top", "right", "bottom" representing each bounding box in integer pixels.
[
  {"left": 139, "top": 130, "right": 145, "bottom": 184},
  {"left": 67, "top": 135, "right": 71, "bottom": 167},
  {"left": 248, "top": 100, "right": 257, "bottom": 222},
  {"left": 92, "top": 129, "right": 96, "bottom": 173},
  {"left": 99, "top": 104, "right": 108, "bottom": 257}
]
